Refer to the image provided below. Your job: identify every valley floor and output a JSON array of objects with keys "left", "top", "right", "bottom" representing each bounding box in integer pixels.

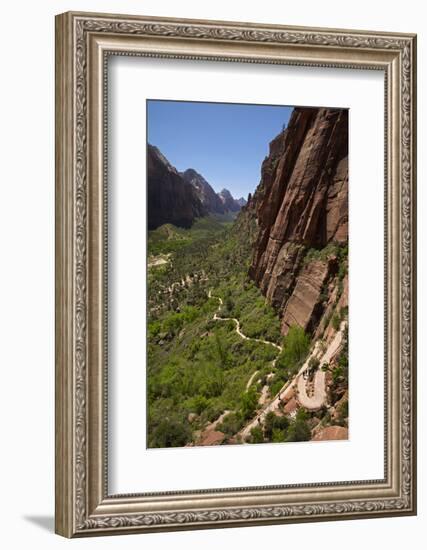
[{"left": 147, "top": 215, "right": 349, "bottom": 448}]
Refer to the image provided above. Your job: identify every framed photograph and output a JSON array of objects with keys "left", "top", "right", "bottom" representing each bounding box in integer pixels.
[{"left": 55, "top": 11, "right": 417, "bottom": 537}]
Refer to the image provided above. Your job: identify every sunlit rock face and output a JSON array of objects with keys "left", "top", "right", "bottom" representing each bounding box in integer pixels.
[
  {"left": 247, "top": 107, "right": 348, "bottom": 336},
  {"left": 218, "top": 188, "right": 242, "bottom": 213},
  {"left": 181, "top": 168, "right": 227, "bottom": 215}
]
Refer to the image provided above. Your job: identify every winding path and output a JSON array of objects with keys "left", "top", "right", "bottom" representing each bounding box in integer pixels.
[
  {"left": 201, "top": 291, "right": 283, "bottom": 438},
  {"left": 209, "top": 291, "right": 283, "bottom": 395},
  {"left": 296, "top": 320, "right": 345, "bottom": 410},
  {"left": 207, "top": 290, "right": 346, "bottom": 443},
  {"left": 209, "top": 291, "right": 282, "bottom": 353},
  {"left": 246, "top": 370, "right": 260, "bottom": 390}
]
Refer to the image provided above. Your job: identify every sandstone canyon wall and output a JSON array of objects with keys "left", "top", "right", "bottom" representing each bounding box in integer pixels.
[
  {"left": 148, "top": 145, "right": 244, "bottom": 229},
  {"left": 147, "top": 144, "right": 206, "bottom": 230},
  {"left": 248, "top": 107, "right": 348, "bottom": 337},
  {"left": 181, "top": 168, "right": 227, "bottom": 215}
]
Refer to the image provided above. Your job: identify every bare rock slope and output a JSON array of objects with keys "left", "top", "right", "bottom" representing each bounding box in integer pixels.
[
  {"left": 147, "top": 145, "right": 206, "bottom": 230},
  {"left": 248, "top": 107, "right": 348, "bottom": 336}
]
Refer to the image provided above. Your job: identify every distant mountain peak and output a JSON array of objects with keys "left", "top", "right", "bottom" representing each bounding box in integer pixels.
[
  {"left": 148, "top": 144, "right": 179, "bottom": 175},
  {"left": 148, "top": 145, "right": 245, "bottom": 221},
  {"left": 147, "top": 145, "right": 206, "bottom": 229},
  {"left": 218, "top": 188, "right": 241, "bottom": 212},
  {"left": 181, "top": 169, "right": 226, "bottom": 215}
]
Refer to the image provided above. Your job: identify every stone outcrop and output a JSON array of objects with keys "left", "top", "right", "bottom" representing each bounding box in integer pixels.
[
  {"left": 147, "top": 144, "right": 206, "bottom": 229},
  {"left": 280, "top": 257, "right": 337, "bottom": 335},
  {"left": 218, "top": 188, "right": 242, "bottom": 212},
  {"left": 147, "top": 148, "right": 243, "bottom": 228},
  {"left": 236, "top": 197, "right": 247, "bottom": 208},
  {"left": 248, "top": 107, "right": 348, "bottom": 335},
  {"left": 198, "top": 430, "right": 225, "bottom": 446},
  {"left": 181, "top": 168, "right": 227, "bottom": 215},
  {"left": 312, "top": 425, "right": 348, "bottom": 441}
]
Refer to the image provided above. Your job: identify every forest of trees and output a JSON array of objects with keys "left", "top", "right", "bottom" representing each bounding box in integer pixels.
[{"left": 147, "top": 213, "right": 348, "bottom": 448}]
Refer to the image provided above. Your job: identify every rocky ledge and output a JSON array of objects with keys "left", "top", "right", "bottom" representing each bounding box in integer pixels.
[{"left": 248, "top": 107, "right": 348, "bottom": 336}]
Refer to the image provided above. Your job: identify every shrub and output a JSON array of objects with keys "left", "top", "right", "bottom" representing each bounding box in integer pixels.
[
  {"left": 335, "top": 326, "right": 349, "bottom": 384},
  {"left": 264, "top": 412, "right": 290, "bottom": 440},
  {"left": 272, "top": 428, "right": 286, "bottom": 443},
  {"left": 276, "top": 325, "right": 310, "bottom": 375},
  {"left": 332, "top": 313, "right": 341, "bottom": 330},
  {"left": 185, "top": 395, "right": 209, "bottom": 415},
  {"left": 214, "top": 333, "right": 229, "bottom": 369},
  {"left": 217, "top": 412, "right": 244, "bottom": 436},
  {"left": 203, "top": 403, "right": 224, "bottom": 423},
  {"left": 269, "top": 371, "right": 288, "bottom": 397},
  {"left": 286, "top": 416, "right": 311, "bottom": 442},
  {"left": 332, "top": 366, "right": 343, "bottom": 384},
  {"left": 249, "top": 426, "right": 264, "bottom": 444},
  {"left": 308, "top": 356, "right": 320, "bottom": 371},
  {"left": 149, "top": 418, "right": 192, "bottom": 448},
  {"left": 338, "top": 399, "right": 348, "bottom": 419},
  {"left": 240, "top": 387, "right": 258, "bottom": 420}
]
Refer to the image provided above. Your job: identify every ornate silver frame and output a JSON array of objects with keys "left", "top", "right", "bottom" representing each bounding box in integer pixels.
[{"left": 55, "top": 11, "right": 417, "bottom": 537}]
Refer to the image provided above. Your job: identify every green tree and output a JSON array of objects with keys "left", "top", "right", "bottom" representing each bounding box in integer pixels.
[
  {"left": 217, "top": 412, "right": 244, "bottom": 437},
  {"left": 308, "top": 356, "right": 320, "bottom": 371},
  {"left": 240, "top": 387, "right": 258, "bottom": 420},
  {"left": 150, "top": 418, "right": 192, "bottom": 448},
  {"left": 214, "top": 332, "right": 229, "bottom": 369},
  {"left": 186, "top": 395, "right": 209, "bottom": 415},
  {"left": 276, "top": 325, "right": 310, "bottom": 375},
  {"left": 249, "top": 426, "right": 264, "bottom": 444},
  {"left": 272, "top": 428, "right": 286, "bottom": 443},
  {"left": 286, "top": 408, "right": 311, "bottom": 442},
  {"left": 225, "top": 297, "right": 235, "bottom": 313},
  {"left": 332, "top": 313, "right": 340, "bottom": 330},
  {"left": 264, "top": 412, "right": 290, "bottom": 441}
]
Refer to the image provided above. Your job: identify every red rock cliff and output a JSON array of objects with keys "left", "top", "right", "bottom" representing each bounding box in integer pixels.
[{"left": 248, "top": 107, "right": 348, "bottom": 335}]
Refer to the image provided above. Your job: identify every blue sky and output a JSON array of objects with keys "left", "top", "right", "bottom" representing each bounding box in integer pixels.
[{"left": 147, "top": 100, "right": 293, "bottom": 200}]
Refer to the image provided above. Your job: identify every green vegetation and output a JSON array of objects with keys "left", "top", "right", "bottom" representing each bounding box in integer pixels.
[
  {"left": 218, "top": 280, "right": 282, "bottom": 344},
  {"left": 303, "top": 242, "right": 348, "bottom": 266},
  {"left": 149, "top": 418, "right": 192, "bottom": 448},
  {"left": 265, "top": 325, "right": 311, "bottom": 399},
  {"left": 240, "top": 387, "right": 259, "bottom": 420},
  {"left": 249, "top": 426, "right": 264, "bottom": 444},
  {"left": 275, "top": 326, "right": 310, "bottom": 378},
  {"left": 331, "top": 326, "right": 349, "bottom": 386},
  {"left": 264, "top": 411, "right": 289, "bottom": 440},
  {"left": 148, "top": 216, "right": 234, "bottom": 256},
  {"left": 247, "top": 409, "right": 311, "bottom": 444},
  {"left": 285, "top": 408, "right": 312, "bottom": 442},
  {"left": 336, "top": 399, "right": 348, "bottom": 425},
  {"left": 217, "top": 412, "right": 244, "bottom": 437},
  {"left": 147, "top": 214, "right": 287, "bottom": 448},
  {"left": 147, "top": 214, "right": 348, "bottom": 448},
  {"left": 331, "top": 313, "right": 341, "bottom": 330},
  {"left": 308, "top": 356, "right": 320, "bottom": 371}
]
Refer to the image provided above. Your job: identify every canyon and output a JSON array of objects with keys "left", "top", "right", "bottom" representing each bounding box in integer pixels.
[
  {"left": 247, "top": 107, "right": 348, "bottom": 337},
  {"left": 147, "top": 106, "right": 349, "bottom": 448},
  {"left": 147, "top": 144, "right": 244, "bottom": 230}
]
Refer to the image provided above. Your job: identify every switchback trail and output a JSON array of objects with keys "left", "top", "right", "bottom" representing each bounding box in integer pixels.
[
  {"left": 207, "top": 290, "right": 344, "bottom": 442},
  {"left": 209, "top": 290, "right": 282, "bottom": 403},
  {"left": 208, "top": 291, "right": 283, "bottom": 353},
  {"left": 296, "top": 321, "right": 345, "bottom": 410},
  {"left": 239, "top": 322, "right": 347, "bottom": 439}
]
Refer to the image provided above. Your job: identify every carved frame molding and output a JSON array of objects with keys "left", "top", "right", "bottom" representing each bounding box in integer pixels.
[{"left": 55, "top": 11, "right": 416, "bottom": 537}]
